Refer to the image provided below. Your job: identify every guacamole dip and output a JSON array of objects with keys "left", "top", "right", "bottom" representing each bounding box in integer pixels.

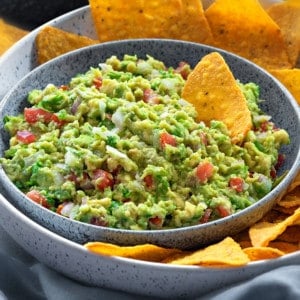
[{"left": 1, "top": 54, "right": 290, "bottom": 230}]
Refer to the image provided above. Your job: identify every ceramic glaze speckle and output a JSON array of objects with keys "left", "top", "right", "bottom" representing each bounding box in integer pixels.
[{"left": 0, "top": 39, "right": 299, "bottom": 250}]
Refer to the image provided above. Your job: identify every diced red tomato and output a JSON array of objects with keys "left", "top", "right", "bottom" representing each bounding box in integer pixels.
[
  {"left": 93, "top": 169, "right": 114, "bottom": 191},
  {"left": 174, "top": 61, "right": 190, "bottom": 80},
  {"left": 26, "top": 190, "right": 49, "bottom": 208},
  {"left": 200, "top": 208, "right": 212, "bottom": 224},
  {"left": 59, "top": 85, "right": 69, "bottom": 91},
  {"left": 144, "top": 174, "right": 154, "bottom": 188},
  {"left": 93, "top": 77, "right": 102, "bottom": 89},
  {"left": 143, "top": 88, "right": 160, "bottom": 105},
  {"left": 215, "top": 205, "right": 230, "bottom": 218},
  {"left": 16, "top": 130, "right": 36, "bottom": 144},
  {"left": 196, "top": 162, "right": 214, "bottom": 183},
  {"left": 149, "top": 216, "right": 163, "bottom": 227},
  {"left": 51, "top": 114, "right": 66, "bottom": 127},
  {"left": 24, "top": 107, "right": 64, "bottom": 126},
  {"left": 160, "top": 132, "right": 177, "bottom": 149},
  {"left": 270, "top": 167, "right": 277, "bottom": 179},
  {"left": 259, "top": 121, "right": 269, "bottom": 132},
  {"left": 275, "top": 153, "right": 285, "bottom": 170},
  {"left": 229, "top": 177, "right": 244, "bottom": 193},
  {"left": 56, "top": 203, "right": 64, "bottom": 215}
]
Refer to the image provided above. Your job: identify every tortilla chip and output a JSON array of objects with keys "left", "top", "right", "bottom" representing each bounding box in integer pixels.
[
  {"left": 89, "top": 0, "right": 214, "bottom": 44},
  {"left": 269, "top": 68, "right": 300, "bottom": 105},
  {"left": 205, "top": 0, "right": 292, "bottom": 70},
  {"left": 36, "top": 26, "right": 98, "bottom": 65},
  {"left": 178, "top": 0, "right": 214, "bottom": 44},
  {"left": 268, "top": 241, "right": 299, "bottom": 254},
  {"left": 182, "top": 52, "right": 252, "bottom": 143},
  {"left": 249, "top": 207, "right": 300, "bottom": 247},
  {"left": 267, "top": 0, "right": 300, "bottom": 67},
  {"left": 278, "top": 194, "right": 300, "bottom": 208},
  {"left": 0, "top": 19, "right": 28, "bottom": 55},
  {"left": 243, "top": 246, "right": 285, "bottom": 261},
  {"left": 84, "top": 242, "right": 185, "bottom": 262},
  {"left": 167, "top": 237, "right": 250, "bottom": 266}
]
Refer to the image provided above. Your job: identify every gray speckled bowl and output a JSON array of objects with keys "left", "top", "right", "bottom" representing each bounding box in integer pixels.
[{"left": 0, "top": 39, "right": 299, "bottom": 250}]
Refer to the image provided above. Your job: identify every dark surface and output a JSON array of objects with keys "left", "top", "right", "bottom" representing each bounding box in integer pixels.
[{"left": 0, "top": 0, "right": 88, "bottom": 30}]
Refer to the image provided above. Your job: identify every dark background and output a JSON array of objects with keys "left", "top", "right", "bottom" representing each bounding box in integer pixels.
[{"left": 0, "top": 0, "right": 88, "bottom": 29}]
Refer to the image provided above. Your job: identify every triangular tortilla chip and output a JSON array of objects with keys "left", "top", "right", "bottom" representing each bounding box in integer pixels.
[
  {"left": 278, "top": 193, "right": 300, "bottom": 208},
  {"left": 167, "top": 237, "right": 250, "bottom": 266},
  {"left": 249, "top": 207, "right": 300, "bottom": 247},
  {"left": 0, "top": 18, "right": 28, "bottom": 55},
  {"left": 269, "top": 68, "right": 300, "bottom": 105},
  {"left": 267, "top": 0, "right": 300, "bottom": 67},
  {"left": 84, "top": 242, "right": 185, "bottom": 262},
  {"left": 243, "top": 246, "right": 285, "bottom": 261},
  {"left": 89, "top": 0, "right": 214, "bottom": 44},
  {"left": 182, "top": 52, "right": 252, "bottom": 143},
  {"left": 36, "top": 26, "right": 98, "bottom": 64},
  {"left": 205, "top": 0, "right": 292, "bottom": 70}
]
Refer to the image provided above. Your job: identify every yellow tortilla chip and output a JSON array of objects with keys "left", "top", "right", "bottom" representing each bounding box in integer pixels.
[
  {"left": 278, "top": 194, "right": 300, "bottom": 208},
  {"left": 89, "top": 0, "right": 214, "bottom": 44},
  {"left": 269, "top": 69, "right": 300, "bottom": 105},
  {"left": 36, "top": 26, "right": 98, "bottom": 65},
  {"left": 84, "top": 242, "right": 185, "bottom": 262},
  {"left": 178, "top": 0, "right": 214, "bottom": 44},
  {"left": 205, "top": 0, "right": 292, "bottom": 70},
  {"left": 267, "top": 0, "right": 300, "bottom": 67},
  {"left": 249, "top": 207, "right": 300, "bottom": 247},
  {"left": 167, "top": 237, "right": 250, "bottom": 266},
  {"left": 243, "top": 246, "right": 285, "bottom": 261},
  {"left": 182, "top": 52, "right": 252, "bottom": 143},
  {"left": 0, "top": 18, "right": 28, "bottom": 55}
]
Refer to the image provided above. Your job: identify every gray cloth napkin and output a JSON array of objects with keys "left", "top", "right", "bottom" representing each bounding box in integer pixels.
[{"left": 1, "top": 224, "right": 300, "bottom": 300}]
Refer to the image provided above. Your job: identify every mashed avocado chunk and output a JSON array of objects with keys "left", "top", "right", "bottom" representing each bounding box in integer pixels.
[{"left": 1, "top": 54, "right": 290, "bottom": 230}]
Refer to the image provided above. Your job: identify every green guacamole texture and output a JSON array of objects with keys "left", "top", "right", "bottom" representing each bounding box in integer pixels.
[{"left": 1, "top": 54, "right": 290, "bottom": 230}]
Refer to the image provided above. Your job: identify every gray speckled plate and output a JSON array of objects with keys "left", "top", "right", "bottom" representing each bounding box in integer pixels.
[
  {"left": 0, "top": 4, "right": 299, "bottom": 299},
  {"left": 0, "top": 192, "right": 300, "bottom": 299}
]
